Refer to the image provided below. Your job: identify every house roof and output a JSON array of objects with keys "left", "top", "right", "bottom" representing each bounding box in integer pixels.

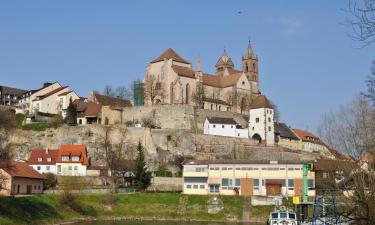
[
  {"left": 184, "top": 159, "right": 312, "bottom": 166},
  {"left": 206, "top": 117, "right": 237, "bottom": 125},
  {"left": 36, "top": 86, "right": 68, "bottom": 100},
  {"left": 291, "top": 128, "right": 322, "bottom": 143},
  {"left": 274, "top": 122, "right": 300, "bottom": 140},
  {"left": 0, "top": 161, "right": 45, "bottom": 180},
  {"left": 92, "top": 93, "right": 132, "bottom": 107},
  {"left": 249, "top": 95, "right": 272, "bottom": 109},
  {"left": 215, "top": 50, "right": 234, "bottom": 68},
  {"left": 27, "top": 149, "right": 59, "bottom": 165},
  {"left": 150, "top": 48, "right": 190, "bottom": 64},
  {"left": 171, "top": 65, "right": 195, "bottom": 78},
  {"left": 313, "top": 159, "right": 357, "bottom": 171},
  {"left": 57, "top": 91, "right": 72, "bottom": 96},
  {"left": 56, "top": 145, "right": 90, "bottom": 166},
  {"left": 75, "top": 100, "right": 101, "bottom": 117},
  {"left": 0, "top": 85, "right": 27, "bottom": 96},
  {"left": 202, "top": 72, "right": 243, "bottom": 88}
]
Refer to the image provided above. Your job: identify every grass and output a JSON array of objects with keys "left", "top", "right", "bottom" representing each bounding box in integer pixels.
[
  {"left": 22, "top": 122, "right": 50, "bottom": 131},
  {"left": 0, "top": 193, "right": 277, "bottom": 225}
]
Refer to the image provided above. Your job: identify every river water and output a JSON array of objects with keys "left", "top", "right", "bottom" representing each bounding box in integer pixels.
[{"left": 78, "top": 221, "right": 260, "bottom": 225}]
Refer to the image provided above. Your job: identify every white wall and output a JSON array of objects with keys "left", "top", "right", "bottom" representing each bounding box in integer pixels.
[
  {"left": 204, "top": 119, "right": 237, "bottom": 137},
  {"left": 56, "top": 163, "right": 87, "bottom": 176},
  {"left": 235, "top": 129, "right": 248, "bottom": 138},
  {"left": 248, "top": 108, "right": 274, "bottom": 146},
  {"left": 31, "top": 164, "right": 57, "bottom": 175}
]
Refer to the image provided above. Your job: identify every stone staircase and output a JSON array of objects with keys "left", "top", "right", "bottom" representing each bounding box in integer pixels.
[
  {"left": 177, "top": 195, "right": 188, "bottom": 216},
  {"left": 242, "top": 196, "right": 252, "bottom": 222}
]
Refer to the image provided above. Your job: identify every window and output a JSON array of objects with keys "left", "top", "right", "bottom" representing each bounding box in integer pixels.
[
  {"left": 272, "top": 213, "right": 278, "bottom": 219},
  {"left": 280, "top": 212, "right": 287, "bottom": 219},
  {"left": 255, "top": 118, "right": 259, "bottom": 123},
  {"left": 72, "top": 156, "right": 80, "bottom": 161},
  {"left": 37, "top": 157, "right": 42, "bottom": 162},
  {"left": 231, "top": 125, "right": 233, "bottom": 128},
  {"left": 61, "top": 156, "right": 69, "bottom": 161},
  {"left": 253, "top": 179, "right": 259, "bottom": 190},
  {"left": 211, "top": 104, "right": 213, "bottom": 110},
  {"left": 47, "top": 157, "right": 52, "bottom": 162},
  {"left": 195, "top": 167, "right": 206, "bottom": 172},
  {"left": 262, "top": 179, "right": 265, "bottom": 186},
  {"left": 252, "top": 126, "right": 254, "bottom": 131},
  {"left": 219, "top": 106, "right": 221, "bottom": 111},
  {"left": 222, "top": 167, "right": 227, "bottom": 171},
  {"left": 193, "top": 185, "right": 198, "bottom": 189},
  {"left": 221, "top": 178, "right": 233, "bottom": 189},
  {"left": 37, "top": 166, "right": 41, "bottom": 170},
  {"left": 68, "top": 166, "right": 72, "bottom": 170},
  {"left": 268, "top": 126, "right": 271, "bottom": 131},
  {"left": 235, "top": 179, "right": 241, "bottom": 188},
  {"left": 322, "top": 172, "right": 329, "bottom": 179},
  {"left": 308, "top": 179, "right": 314, "bottom": 189},
  {"left": 210, "top": 167, "right": 214, "bottom": 171},
  {"left": 235, "top": 168, "right": 240, "bottom": 170},
  {"left": 288, "top": 179, "right": 294, "bottom": 190},
  {"left": 57, "top": 165, "right": 61, "bottom": 172},
  {"left": 200, "top": 185, "right": 205, "bottom": 189},
  {"left": 213, "top": 125, "right": 216, "bottom": 128},
  {"left": 288, "top": 168, "right": 294, "bottom": 171},
  {"left": 289, "top": 213, "right": 296, "bottom": 219},
  {"left": 281, "top": 180, "right": 286, "bottom": 187},
  {"left": 268, "top": 117, "right": 271, "bottom": 122},
  {"left": 242, "top": 81, "right": 245, "bottom": 85},
  {"left": 209, "top": 185, "right": 219, "bottom": 193},
  {"left": 74, "top": 166, "right": 78, "bottom": 170},
  {"left": 280, "top": 168, "right": 285, "bottom": 170},
  {"left": 46, "top": 166, "right": 50, "bottom": 171},
  {"left": 222, "top": 125, "right": 224, "bottom": 128},
  {"left": 186, "top": 185, "right": 192, "bottom": 189}
]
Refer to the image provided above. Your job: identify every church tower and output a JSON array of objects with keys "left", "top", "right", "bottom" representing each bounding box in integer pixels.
[
  {"left": 215, "top": 49, "right": 234, "bottom": 77},
  {"left": 242, "top": 40, "right": 259, "bottom": 82}
]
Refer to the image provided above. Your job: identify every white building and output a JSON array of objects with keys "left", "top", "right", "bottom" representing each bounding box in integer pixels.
[
  {"left": 27, "top": 149, "right": 59, "bottom": 174},
  {"left": 204, "top": 117, "right": 248, "bottom": 138},
  {"left": 56, "top": 145, "right": 90, "bottom": 176},
  {"left": 248, "top": 95, "right": 275, "bottom": 146}
]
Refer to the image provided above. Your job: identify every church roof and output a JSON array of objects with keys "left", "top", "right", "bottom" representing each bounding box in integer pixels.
[
  {"left": 215, "top": 50, "right": 234, "bottom": 68},
  {"left": 171, "top": 65, "right": 195, "bottom": 78},
  {"left": 202, "top": 72, "right": 243, "bottom": 88},
  {"left": 151, "top": 48, "right": 190, "bottom": 64},
  {"left": 249, "top": 95, "right": 272, "bottom": 109}
]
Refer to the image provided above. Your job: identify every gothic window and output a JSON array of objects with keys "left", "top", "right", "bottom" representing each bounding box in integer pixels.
[
  {"left": 253, "top": 63, "right": 256, "bottom": 71},
  {"left": 245, "top": 65, "right": 249, "bottom": 72},
  {"left": 219, "top": 106, "right": 221, "bottom": 111},
  {"left": 156, "top": 82, "right": 161, "bottom": 90},
  {"left": 185, "top": 84, "right": 190, "bottom": 104},
  {"left": 211, "top": 104, "right": 213, "bottom": 110},
  {"left": 170, "top": 83, "right": 174, "bottom": 104}
]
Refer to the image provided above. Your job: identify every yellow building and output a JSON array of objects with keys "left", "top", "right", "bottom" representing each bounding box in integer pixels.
[{"left": 183, "top": 160, "right": 315, "bottom": 197}]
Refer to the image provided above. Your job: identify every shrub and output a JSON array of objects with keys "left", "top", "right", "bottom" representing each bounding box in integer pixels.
[
  {"left": 22, "top": 122, "right": 49, "bottom": 131},
  {"left": 15, "top": 113, "right": 25, "bottom": 127},
  {"left": 43, "top": 173, "right": 57, "bottom": 190},
  {"left": 49, "top": 114, "right": 63, "bottom": 128},
  {"left": 37, "top": 112, "right": 56, "bottom": 117}
]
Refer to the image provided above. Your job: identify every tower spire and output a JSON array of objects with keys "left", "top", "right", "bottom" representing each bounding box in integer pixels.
[{"left": 195, "top": 55, "right": 201, "bottom": 72}]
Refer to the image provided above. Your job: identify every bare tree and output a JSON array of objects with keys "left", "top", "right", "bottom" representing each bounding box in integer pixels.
[
  {"left": 115, "top": 86, "right": 132, "bottom": 100},
  {"left": 346, "top": 0, "right": 375, "bottom": 46},
  {"left": 269, "top": 100, "right": 281, "bottom": 122},
  {"left": 103, "top": 85, "right": 115, "bottom": 97},
  {"left": 144, "top": 75, "right": 164, "bottom": 105},
  {"left": 362, "top": 61, "right": 375, "bottom": 105},
  {"left": 318, "top": 96, "right": 375, "bottom": 224},
  {"left": 193, "top": 82, "right": 205, "bottom": 108},
  {"left": 318, "top": 95, "right": 375, "bottom": 159},
  {"left": 95, "top": 125, "right": 128, "bottom": 194}
]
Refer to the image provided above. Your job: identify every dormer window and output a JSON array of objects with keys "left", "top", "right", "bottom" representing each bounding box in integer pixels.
[
  {"left": 47, "top": 157, "right": 52, "bottom": 162},
  {"left": 37, "top": 157, "right": 42, "bottom": 162},
  {"left": 61, "top": 156, "right": 69, "bottom": 161},
  {"left": 72, "top": 156, "right": 80, "bottom": 161}
]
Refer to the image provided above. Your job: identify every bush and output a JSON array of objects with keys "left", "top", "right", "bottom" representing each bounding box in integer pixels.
[
  {"left": 22, "top": 122, "right": 49, "bottom": 131},
  {"left": 59, "top": 192, "right": 84, "bottom": 213},
  {"left": 43, "top": 173, "right": 57, "bottom": 190},
  {"left": 37, "top": 112, "right": 56, "bottom": 117},
  {"left": 49, "top": 114, "right": 63, "bottom": 128},
  {"left": 15, "top": 113, "right": 25, "bottom": 127}
]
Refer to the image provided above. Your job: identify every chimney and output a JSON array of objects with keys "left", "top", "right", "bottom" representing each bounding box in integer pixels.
[
  {"left": 43, "top": 82, "right": 52, "bottom": 88},
  {"left": 45, "top": 148, "right": 49, "bottom": 154}
]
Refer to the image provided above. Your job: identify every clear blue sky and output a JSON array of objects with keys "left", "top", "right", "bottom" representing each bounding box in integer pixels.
[{"left": 0, "top": 1, "right": 374, "bottom": 132}]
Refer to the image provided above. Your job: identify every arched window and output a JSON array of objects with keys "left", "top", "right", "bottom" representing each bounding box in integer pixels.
[
  {"left": 219, "top": 106, "right": 221, "bottom": 111},
  {"left": 186, "top": 84, "right": 190, "bottom": 104},
  {"left": 245, "top": 64, "right": 249, "bottom": 72},
  {"left": 170, "top": 82, "right": 174, "bottom": 104},
  {"left": 253, "top": 63, "right": 256, "bottom": 71},
  {"left": 211, "top": 104, "right": 213, "bottom": 110}
]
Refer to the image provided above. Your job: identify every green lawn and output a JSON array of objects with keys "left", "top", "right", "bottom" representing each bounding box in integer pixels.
[{"left": 0, "top": 193, "right": 273, "bottom": 225}]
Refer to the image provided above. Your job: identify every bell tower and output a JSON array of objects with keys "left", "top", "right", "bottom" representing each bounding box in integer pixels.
[{"left": 242, "top": 40, "right": 259, "bottom": 82}]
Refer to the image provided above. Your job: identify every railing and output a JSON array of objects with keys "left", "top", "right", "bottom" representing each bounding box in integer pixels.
[{"left": 117, "top": 188, "right": 137, "bottom": 194}]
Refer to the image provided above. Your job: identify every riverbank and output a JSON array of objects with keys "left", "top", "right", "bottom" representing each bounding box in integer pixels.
[{"left": 0, "top": 193, "right": 273, "bottom": 225}]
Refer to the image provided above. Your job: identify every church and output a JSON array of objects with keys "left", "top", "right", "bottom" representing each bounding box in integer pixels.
[{"left": 143, "top": 41, "right": 261, "bottom": 113}]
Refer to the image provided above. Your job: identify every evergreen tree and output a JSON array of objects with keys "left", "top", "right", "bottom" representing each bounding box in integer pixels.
[
  {"left": 134, "top": 140, "right": 151, "bottom": 189},
  {"left": 66, "top": 98, "right": 77, "bottom": 125}
]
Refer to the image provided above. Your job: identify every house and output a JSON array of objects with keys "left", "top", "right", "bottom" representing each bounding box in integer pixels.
[
  {"left": 203, "top": 117, "right": 248, "bottom": 138},
  {"left": 0, "top": 161, "right": 45, "bottom": 196},
  {"left": 292, "top": 128, "right": 331, "bottom": 155},
  {"left": 74, "top": 99, "right": 102, "bottom": 125},
  {"left": 55, "top": 145, "right": 90, "bottom": 176},
  {"left": 0, "top": 85, "right": 27, "bottom": 106},
  {"left": 143, "top": 42, "right": 260, "bottom": 113},
  {"left": 27, "top": 148, "right": 59, "bottom": 174},
  {"left": 88, "top": 92, "right": 132, "bottom": 125},
  {"left": 313, "top": 159, "right": 357, "bottom": 195},
  {"left": 274, "top": 122, "right": 300, "bottom": 149},
  {"left": 248, "top": 95, "right": 274, "bottom": 146},
  {"left": 183, "top": 160, "right": 315, "bottom": 197},
  {"left": 18, "top": 82, "right": 79, "bottom": 118}
]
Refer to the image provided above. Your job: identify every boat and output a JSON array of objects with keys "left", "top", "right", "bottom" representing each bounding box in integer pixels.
[{"left": 268, "top": 207, "right": 298, "bottom": 225}]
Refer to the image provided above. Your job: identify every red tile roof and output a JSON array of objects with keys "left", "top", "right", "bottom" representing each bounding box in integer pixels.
[
  {"left": 92, "top": 93, "right": 132, "bottom": 107},
  {"left": 150, "top": 48, "right": 190, "bottom": 64},
  {"left": 249, "top": 95, "right": 273, "bottom": 109},
  {"left": 84, "top": 102, "right": 102, "bottom": 117},
  {"left": 202, "top": 72, "right": 243, "bottom": 88},
  {"left": 171, "top": 65, "right": 195, "bottom": 78},
  {"left": 292, "top": 128, "right": 320, "bottom": 142},
  {"left": 0, "top": 161, "right": 45, "bottom": 180},
  {"left": 27, "top": 149, "right": 59, "bottom": 165},
  {"left": 56, "top": 145, "right": 90, "bottom": 166}
]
